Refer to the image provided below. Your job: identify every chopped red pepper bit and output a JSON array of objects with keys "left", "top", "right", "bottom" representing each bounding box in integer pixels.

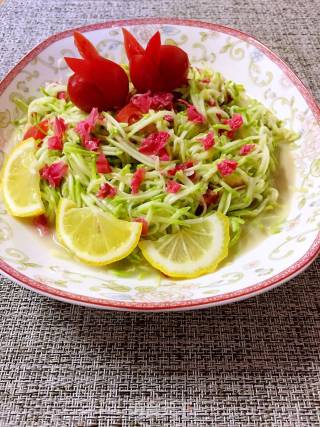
[
  {"left": 151, "top": 92, "right": 174, "bottom": 110},
  {"left": 167, "top": 161, "right": 194, "bottom": 177},
  {"left": 96, "top": 152, "right": 112, "bottom": 174},
  {"left": 83, "top": 136, "right": 100, "bottom": 151},
  {"left": 57, "top": 91, "right": 67, "bottom": 100},
  {"left": 131, "top": 91, "right": 174, "bottom": 113},
  {"left": 223, "top": 113, "right": 243, "bottom": 138},
  {"left": 217, "top": 159, "right": 238, "bottom": 176},
  {"left": 158, "top": 147, "right": 170, "bottom": 161},
  {"left": 54, "top": 117, "right": 67, "bottom": 135},
  {"left": 75, "top": 107, "right": 98, "bottom": 140},
  {"left": 96, "top": 182, "right": 117, "bottom": 199},
  {"left": 40, "top": 161, "right": 68, "bottom": 187},
  {"left": 75, "top": 107, "right": 101, "bottom": 151},
  {"left": 139, "top": 131, "right": 170, "bottom": 157},
  {"left": 131, "top": 92, "right": 152, "bottom": 113},
  {"left": 131, "top": 168, "right": 145, "bottom": 194},
  {"left": 179, "top": 99, "right": 205, "bottom": 124},
  {"left": 240, "top": 144, "right": 255, "bottom": 156},
  {"left": 164, "top": 114, "right": 174, "bottom": 122},
  {"left": 48, "top": 117, "right": 67, "bottom": 151},
  {"left": 47, "top": 136, "right": 63, "bottom": 150},
  {"left": 228, "top": 113, "right": 243, "bottom": 129},
  {"left": 133, "top": 217, "right": 149, "bottom": 235},
  {"left": 187, "top": 106, "right": 205, "bottom": 124},
  {"left": 166, "top": 180, "right": 181, "bottom": 193},
  {"left": 200, "top": 131, "right": 215, "bottom": 150}
]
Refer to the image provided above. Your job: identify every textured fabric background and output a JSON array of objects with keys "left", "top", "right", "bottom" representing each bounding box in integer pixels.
[{"left": 0, "top": 0, "right": 319, "bottom": 426}]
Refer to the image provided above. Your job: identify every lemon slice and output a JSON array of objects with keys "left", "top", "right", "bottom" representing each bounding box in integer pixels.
[
  {"left": 2, "top": 138, "right": 44, "bottom": 217},
  {"left": 56, "top": 198, "right": 142, "bottom": 266},
  {"left": 139, "top": 213, "right": 229, "bottom": 278}
]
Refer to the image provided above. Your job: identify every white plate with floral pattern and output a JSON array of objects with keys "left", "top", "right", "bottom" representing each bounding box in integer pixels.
[{"left": 0, "top": 19, "right": 319, "bottom": 311}]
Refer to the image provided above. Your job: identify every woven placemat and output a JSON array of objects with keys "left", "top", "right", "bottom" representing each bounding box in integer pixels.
[{"left": 0, "top": 0, "right": 319, "bottom": 426}]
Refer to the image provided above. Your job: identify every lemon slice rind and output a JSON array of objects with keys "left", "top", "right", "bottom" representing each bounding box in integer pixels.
[
  {"left": 139, "top": 213, "right": 229, "bottom": 278},
  {"left": 2, "top": 138, "right": 44, "bottom": 217},
  {"left": 56, "top": 198, "right": 142, "bottom": 266}
]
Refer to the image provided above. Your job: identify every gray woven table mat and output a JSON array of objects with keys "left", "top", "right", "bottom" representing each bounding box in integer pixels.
[{"left": 0, "top": 0, "right": 319, "bottom": 426}]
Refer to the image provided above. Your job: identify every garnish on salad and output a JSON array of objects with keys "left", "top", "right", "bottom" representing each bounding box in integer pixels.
[{"left": 2, "top": 29, "right": 298, "bottom": 278}]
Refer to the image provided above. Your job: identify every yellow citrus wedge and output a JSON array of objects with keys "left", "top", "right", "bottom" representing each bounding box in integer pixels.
[
  {"left": 139, "top": 212, "right": 229, "bottom": 278},
  {"left": 56, "top": 198, "right": 142, "bottom": 266},
  {"left": 2, "top": 137, "right": 44, "bottom": 217}
]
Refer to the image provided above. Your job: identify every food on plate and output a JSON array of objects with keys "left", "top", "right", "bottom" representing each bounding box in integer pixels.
[{"left": 3, "top": 29, "right": 297, "bottom": 278}]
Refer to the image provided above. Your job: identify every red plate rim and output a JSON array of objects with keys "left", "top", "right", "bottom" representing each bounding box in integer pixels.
[{"left": 0, "top": 18, "right": 319, "bottom": 311}]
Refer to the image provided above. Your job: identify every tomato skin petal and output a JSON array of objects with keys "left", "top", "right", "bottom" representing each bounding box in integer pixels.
[
  {"left": 64, "top": 57, "right": 93, "bottom": 81},
  {"left": 122, "top": 28, "right": 145, "bottom": 60},
  {"left": 145, "top": 31, "right": 161, "bottom": 67},
  {"left": 74, "top": 31, "right": 100, "bottom": 60}
]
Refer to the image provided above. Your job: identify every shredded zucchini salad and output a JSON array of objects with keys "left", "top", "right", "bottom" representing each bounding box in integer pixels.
[{"left": 6, "top": 63, "right": 297, "bottom": 278}]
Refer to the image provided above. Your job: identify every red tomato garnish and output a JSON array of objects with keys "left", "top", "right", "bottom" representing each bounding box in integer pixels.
[
  {"left": 67, "top": 74, "right": 107, "bottom": 113},
  {"left": 123, "top": 29, "right": 189, "bottom": 93},
  {"left": 65, "top": 32, "right": 129, "bottom": 112},
  {"left": 115, "top": 102, "right": 143, "bottom": 124},
  {"left": 23, "top": 119, "right": 49, "bottom": 141}
]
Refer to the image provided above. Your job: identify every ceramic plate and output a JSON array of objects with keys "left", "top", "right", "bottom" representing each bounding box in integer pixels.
[{"left": 0, "top": 19, "right": 319, "bottom": 311}]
